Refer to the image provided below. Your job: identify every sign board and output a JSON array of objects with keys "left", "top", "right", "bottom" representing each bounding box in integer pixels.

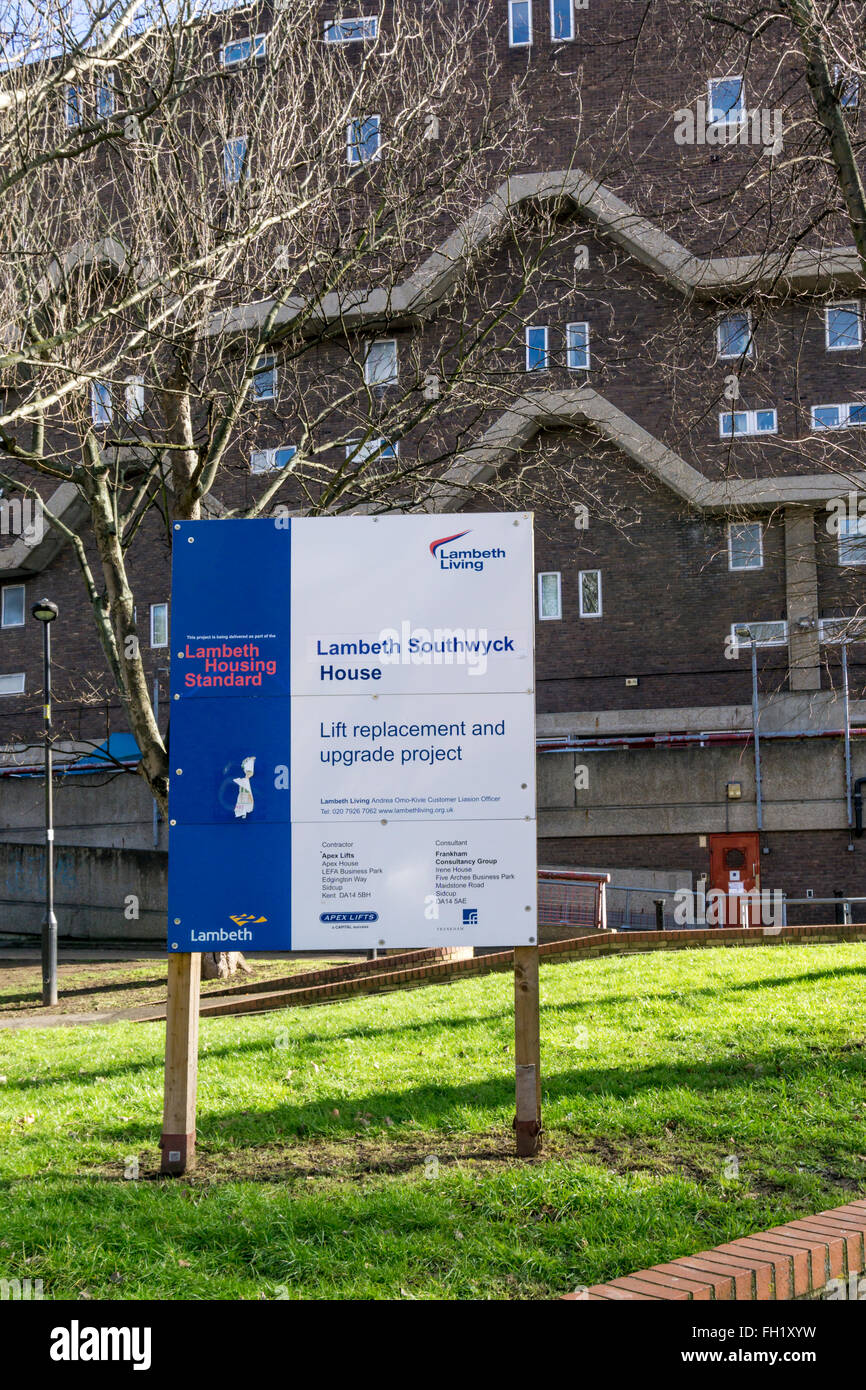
[{"left": 167, "top": 513, "right": 537, "bottom": 951}]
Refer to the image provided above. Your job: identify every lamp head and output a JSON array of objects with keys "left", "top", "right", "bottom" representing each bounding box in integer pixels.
[{"left": 31, "top": 598, "right": 58, "bottom": 624}]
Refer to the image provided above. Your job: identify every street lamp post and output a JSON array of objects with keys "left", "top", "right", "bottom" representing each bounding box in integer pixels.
[{"left": 32, "top": 598, "right": 58, "bottom": 1007}]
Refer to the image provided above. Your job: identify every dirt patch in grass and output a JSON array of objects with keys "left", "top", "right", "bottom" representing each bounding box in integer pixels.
[
  {"left": 0, "top": 955, "right": 352, "bottom": 1019},
  {"left": 86, "top": 1125, "right": 846, "bottom": 1198}
]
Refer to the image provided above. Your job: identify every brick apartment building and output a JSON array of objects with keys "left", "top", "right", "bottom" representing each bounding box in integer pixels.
[{"left": 1, "top": 0, "right": 866, "bottom": 928}]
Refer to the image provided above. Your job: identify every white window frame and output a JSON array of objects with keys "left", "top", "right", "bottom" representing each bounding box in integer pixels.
[
  {"left": 251, "top": 354, "right": 276, "bottom": 402},
  {"left": 222, "top": 135, "right": 248, "bottom": 186},
  {"left": 719, "top": 408, "right": 777, "bottom": 438},
  {"left": 91, "top": 380, "right": 113, "bottom": 426},
  {"left": 549, "top": 0, "right": 574, "bottom": 42},
  {"left": 0, "top": 672, "right": 25, "bottom": 695},
  {"left": 150, "top": 602, "right": 169, "bottom": 649},
  {"left": 324, "top": 17, "right": 378, "bottom": 43},
  {"left": 96, "top": 71, "right": 115, "bottom": 119},
  {"left": 566, "top": 321, "right": 590, "bottom": 370},
  {"left": 525, "top": 325, "right": 549, "bottom": 371},
  {"left": 537, "top": 571, "right": 562, "bottom": 620},
  {"left": 716, "top": 311, "right": 753, "bottom": 360},
  {"left": 124, "top": 375, "right": 145, "bottom": 421},
  {"left": 250, "top": 446, "right": 297, "bottom": 474},
  {"left": 838, "top": 517, "right": 866, "bottom": 566},
  {"left": 811, "top": 402, "right": 866, "bottom": 431},
  {"left": 221, "top": 34, "right": 267, "bottom": 66},
  {"left": 835, "top": 64, "right": 860, "bottom": 109},
  {"left": 363, "top": 337, "right": 398, "bottom": 387},
  {"left": 579, "top": 569, "right": 602, "bottom": 618},
  {"left": 727, "top": 520, "right": 764, "bottom": 571},
  {"left": 346, "top": 437, "right": 398, "bottom": 464},
  {"left": 708, "top": 75, "right": 746, "bottom": 126},
  {"left": 347, "top": 115, "right": 381, "bottom": 165},
  {"left": 825, "top": 301, "right": 862, "bottom": 352},
  {"left": 508, "top": 0, "right": 533, "bottom": 48},
  {"left": 1, "top": 583, "right": 25, "bottom": 628},
  {"left": 819, "top": 616, "right": 866, "bottom": 644},
  {"left": 731, "top": 620, "right": 788, "bottom": 649},
  {"left": 65, "top": 85, "right": 81, "bottom": 128}
]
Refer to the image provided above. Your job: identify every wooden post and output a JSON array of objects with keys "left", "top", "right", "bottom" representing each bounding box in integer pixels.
[
  {"left": 160, "top": 952, "right": 201, "bottom": 1175},
  {"left": 513, "top": 943, "right": 541, "bottom": 1157}
]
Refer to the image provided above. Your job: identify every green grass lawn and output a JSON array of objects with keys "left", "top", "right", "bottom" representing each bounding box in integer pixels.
[{"left": 1, "top": 942, "right": 865, "bottom": 1300}]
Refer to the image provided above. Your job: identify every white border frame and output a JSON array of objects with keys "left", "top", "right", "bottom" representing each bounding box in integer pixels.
[
  {"left": 347, "top": 114, "right": 381, "bottom": 165},
  {"left": 222, "top": 134, "right": 249, "bottom": 186},
  {"left": 537, "top": 571, "right": 562, "bottom": 620},
  {"left": 525, "top": 324, "right": 549, "bottom": 371},
  {"left": 150, "top": 602, "right": 169, "bottom": 649},
  {"left": 727, "top": 520, "right": 764, "bottom": 571},
  {"left": 719, "top": 408, "right": 778, "bottom": 439},
  {"left": 549, "top": 0, "right": 574, "bottom": 42},
  {"left": 566, "top": 320, "right": 590, "bottom": 370},
  {"left": 579, "top": 568, "right": 602, "bottom": 618},
  {"left": 363, "top": 337, "right": 398, "bottom": 386},
  {"left": 819, "top": 616, "right": 866, "bottom": 643},
  {"left": 825, "top": 301, "right": 862, "bottom": 352},
  {"left": 221, "top": 34, "right": 267, "bottom": 67},
  {"left": 837, "top": 517, "right": 866, "bottom": 566},
  {"left": 251, "top": 353, "right": 276, "bottom": 402},
  {"left": 346, "top": 437, "right": 399, "bottom": 463},
  {"left": 0, "top": 672, "right": 25, "bottom": 695},
  {"left": 708, "top": 75, "right": 746, "bottom": 126},
  {"left": 508, "top": 0, "right": 533, "bottom": 48},
  {"left": 731, "top": 620, "right": 788, "bottom": 649},
  {"left": 1, "top": 583, "right": 25, "bottom": 628},
  {"left": 324, "top": 17, "right": 378, "bottom": 44},
  {"left": 834, "top": 64, "right": 860, "bottom": 108},
  {"left": 716, "top": 310, "right": 753, "bottom": 361}
]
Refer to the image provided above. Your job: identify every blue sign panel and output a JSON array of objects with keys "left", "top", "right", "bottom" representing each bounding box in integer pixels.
[{"left": 168, "top": 520, "right": 292, "bottom": 949}]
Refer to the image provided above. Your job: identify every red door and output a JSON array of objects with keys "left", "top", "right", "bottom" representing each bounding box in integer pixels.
[{"left": 708, "top": 833, "right": 761, "bottom": 927}]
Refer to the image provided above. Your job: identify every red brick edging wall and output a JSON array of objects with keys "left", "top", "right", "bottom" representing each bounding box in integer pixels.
[{"left": 561, "top": 1200, "right": 866, "bottom": 1301}]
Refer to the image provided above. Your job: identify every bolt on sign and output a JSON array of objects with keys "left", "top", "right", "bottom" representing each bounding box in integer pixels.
[{"left": 167, "top": 513, "right": 537, "bottom": 950}]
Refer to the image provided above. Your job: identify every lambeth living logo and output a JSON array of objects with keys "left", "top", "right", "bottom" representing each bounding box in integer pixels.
[{"left": 429, "top": 530, "right": 506, "bottom": 573}]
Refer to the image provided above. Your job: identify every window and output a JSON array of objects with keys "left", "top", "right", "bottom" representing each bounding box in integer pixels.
[
  {"left": 1, "top": 584, "right": 24, "bottom": 628},
  {"left": 819, "top": 616, "right": 866, "bottom": 643},
  {"left": 250, "top": 446, "right": 297, "bottom": 474},
  {"left": 717, "top": 312, "right": 753, "bottom": 359},
  {"left": 727, "top": 521, "right": 763, "bottom": 571},
  {"left": 97, "top": 72, "right": 115, "bottom": 118},
  {"left": 363, "top": 338, "right": 398, "bottom": 386},
  {"left": 346, "top": 437, "right": 398, "bottom": 464},
  {"left": 223, "top": 135, "right": 248, "bottom": 185},
  {"left": 251, "top": 354, "right": 276, "bottom": 401},
  {"left": 550, "top": 0, "right": 574, "bottom": 41},
  {"left": 826, "top": 302, "right": 862, "bottom": 351},
  {"left": 838, "top": 517, "right": 866, "bottom": 566},
  {"left": 150, "top": 603, "right": 168, "bottom": 649},
  {"left": 65, "top": 85, "right": 81, "bottom": 128},
  {"left": 0, "top": 673, "right": 25, "bottom": 695},
  {"left": 537, "top": 571, "right": 562, "bottom": 620},
  {"left": 525, "top": 325, "right": 549, "bottom": 371},
  {"left": 508, "top": 0, "right": 532, "bottom": 47},
  {"left": 708, "top": 76, "right": 745, "bottom": 125},
  {"left": 835, "top": 65, "right": 860, "bottom": 109},
  {"left": 324, "top": 17, "right": 378, "bottom": 42},
  {"left": 731, "top": 620, "right": 788, "bottom": 649},
  {"left": 221, "top": 34, "right": 266, "bottom": 66},
  {"left": 347, "top": 116, "right": 381, "bottom": 165},
  {"left": 566, "top": 321, "right": 590, "bottom": 370},
  {"left": 719, "top": 408, "right": 777, "bottom": 438},
  {"left": 579, "top": 569, "right": 602, "bottom": 617},
  {"left": 811, "top": 402, "right": 866, "bottom": 430},
  {"left": 124, "top": 375, "right": 145, "bottom": 421},
  {"left": 91, "top": 380, "right": 113, "bottom": 426}
]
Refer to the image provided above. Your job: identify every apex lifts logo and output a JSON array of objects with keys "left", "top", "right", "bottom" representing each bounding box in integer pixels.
[{"left": 429, "top": 530, "right": 506, "bottom": 573}]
